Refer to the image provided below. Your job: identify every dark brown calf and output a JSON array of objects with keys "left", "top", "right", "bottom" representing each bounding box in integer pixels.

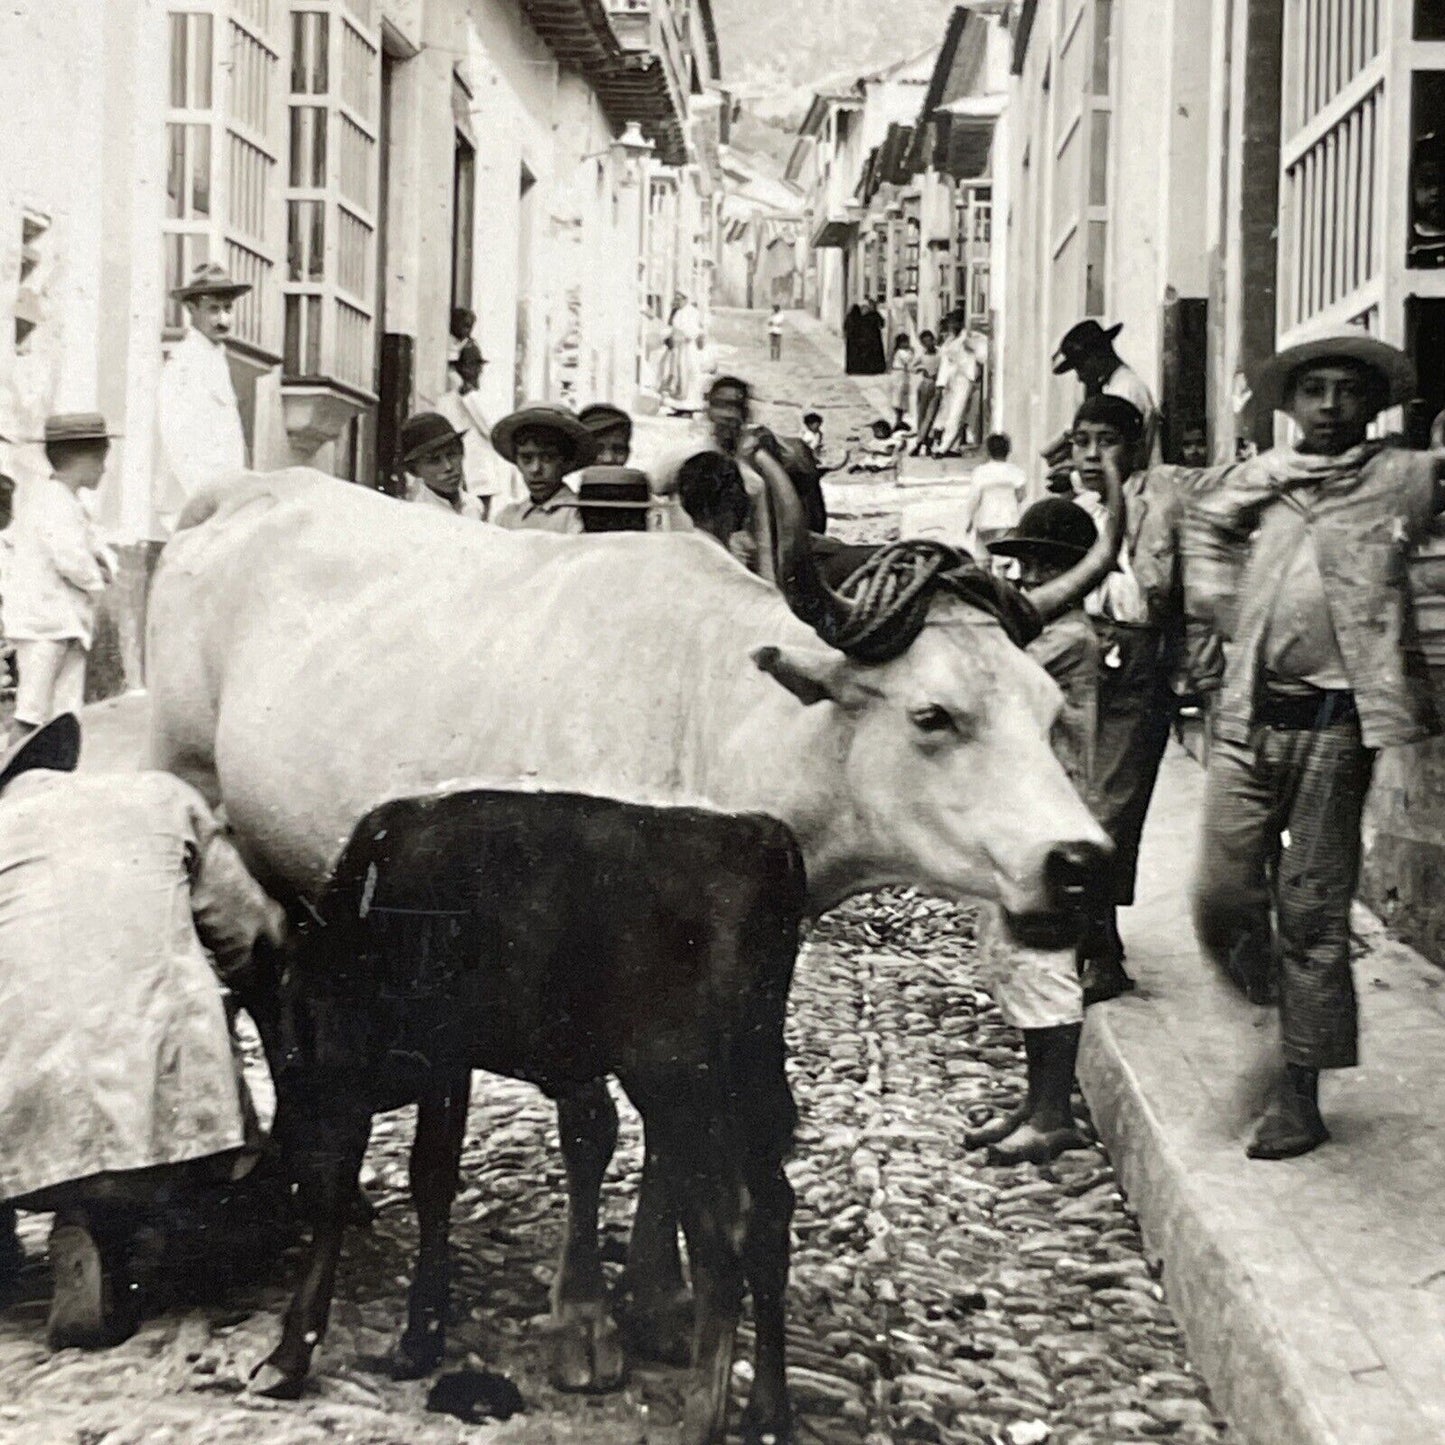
[{"left": 253, "top": 788, "right": 804, "bottom": 1445}]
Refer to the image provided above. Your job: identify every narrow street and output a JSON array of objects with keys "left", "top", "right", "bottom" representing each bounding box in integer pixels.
[{"left": 0, "top": 314, "right": 1229, "bottom": 1445}]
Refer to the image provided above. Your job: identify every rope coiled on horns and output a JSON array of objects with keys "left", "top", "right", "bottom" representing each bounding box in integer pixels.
[{"left": 818, "top": 540, "right": 1043, "bottom": 664}]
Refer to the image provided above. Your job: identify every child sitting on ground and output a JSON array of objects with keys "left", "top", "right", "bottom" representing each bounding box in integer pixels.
[{"left": 965, "top": 497, "right": 1104, "bottom": 1165}]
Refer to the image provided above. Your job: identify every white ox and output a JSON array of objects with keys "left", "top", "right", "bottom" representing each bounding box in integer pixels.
[
  {"left": 147, "top": 468, "right": 1109, "bottom": 921},
  {"left": 146, "top": 465, "right": 1117, "bottom": 1397}
]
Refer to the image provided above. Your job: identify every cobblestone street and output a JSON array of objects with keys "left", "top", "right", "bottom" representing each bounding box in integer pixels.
[
  {"left": 0, "top": 313, "right": 1231, "bottom": 1443},
  {"left": 0, "top": 893, "right": 1230, "bottom": 1445}
]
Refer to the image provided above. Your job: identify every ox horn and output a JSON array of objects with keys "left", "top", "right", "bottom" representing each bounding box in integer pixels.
[
  {"left": 1026, "top": 450, "right": 1127, "bottom": 623},
  {"left": 746, "top": 436, "right": 854, "bottom": 641}
]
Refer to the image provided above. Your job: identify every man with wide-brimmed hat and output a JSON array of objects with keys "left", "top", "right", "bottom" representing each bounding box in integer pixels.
[
  {"left": 1049, "top": 319, "right": 1158, "bottom": 465},
  {"left": 5, "top": 413, "right": 119, "bottom": 743},
  {"left": 0, "top": 713, "right": 289, "bottom": 1349},
  {"left": 154, "top": 262, "right": 252, "bottom": 536},
  {"left": 491, "top": 405, "right": 597, "bottom": 533},
  {"left": 399, "top": 412, "right": 485, "bottom": 521},
  {"left": 1189, "top": 325, "right": 1445, "bottom": 1160}
]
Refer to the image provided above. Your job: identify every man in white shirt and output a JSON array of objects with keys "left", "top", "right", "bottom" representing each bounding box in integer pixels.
[
  {"left": 1051, "top": 319, "right": 1160, "bottom": 465},
  {"left": 154, "top": 263, "right": 251, "bottom": 536},
  {"left": 434, "top": 341, "right": 520, "bottom": 520},
  {"left": 399, "top": 413, "right": 485, "bottom": 521}
]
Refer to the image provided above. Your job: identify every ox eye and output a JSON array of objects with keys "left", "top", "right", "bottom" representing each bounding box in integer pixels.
[{"left": 909, "top": 705, "right": 956, "bottom": 734}]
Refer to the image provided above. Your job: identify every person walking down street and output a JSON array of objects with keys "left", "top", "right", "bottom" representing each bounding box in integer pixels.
[
  {"left": 434, "top": 341, "right": 519, "bottom": 520},
  {"left": 1049, "top": 319, "right": 1160, "bottom": 467},
  {"left": 5, "top": 414, "right": 118, "bottom": 744},
  {"left": 936, "top": 316, "right": 979, "bottom": 456},
  {"left": 966, "top": 498, "right": 1105, "bottom": 1165},
  {"left": 768, "top": 303, "right": 785, "bottom": 362},
  {"left": 965, "top": 432, "right": 1027, "bottom": 561},
  {"left": 890, "top": 333, "right": 916, "bottom": 431},
  {"left": 1189, "top": 329, "right": 1445, "bottom": 1160},
  {"left": 909, "top": 331, "right": 942, "bottom": 456},
  {"left": 491, "top": 406, "right": 598, "bottom": 534},
  {"left": 153, "top": 263, "right": 251, "bottom": 536},
  {"left": 0, "top": 714, "right": 289, "bottom": 1351},
  {"left": 670, "top": 294, "right": 703, "bottom": 409},
  {"left": 1067, "top": 396, "right": 1188, "bottom": 1004},
  {"left": 853, "top": 297, "right": 888, "bottom": 376},
  {"left": 915, "top": 314, "right": 958, "bottom": 455}
]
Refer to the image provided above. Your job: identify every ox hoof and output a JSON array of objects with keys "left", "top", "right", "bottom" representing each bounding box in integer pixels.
[
  {"left": 616, "top": 1289, "right": 693, "bottom": 1366},
  {"left": 550, "top": 1302, "right": 626, "bottom": 1394},
  {"left": 249, "top": 1357, "right": 307, "bottom": 1400},
  {"left": 389, "top": 1328, "right": 445, "bottom": 1381}
]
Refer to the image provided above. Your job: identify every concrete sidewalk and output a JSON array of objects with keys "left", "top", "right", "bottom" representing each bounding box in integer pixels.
[
  {"left": 1082, "top": 744, "right": 1445, "bottom": 1445},
  {"left": 70, "top": 695, "right": 1445, "bottom": 1443}
]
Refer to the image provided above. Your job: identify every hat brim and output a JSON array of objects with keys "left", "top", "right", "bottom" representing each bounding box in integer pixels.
[
  {"left": 492, "top": 409, "right": 600, "bottom": 472},
  {"left": 171, "top": 282, "right": 253, "bottom": 303},
  {"left": 986, "top": 537, "right": 1090, "bottom": 565},
  {"left": 402, "top": 429, "right": 465, "bottom": 466},
  {"left": 31, "top": 431, "right": 123, "bottom": 444},
  {"left": 1249, "top": 332, "right": 1417, "bottom": 417},
  {"left": 1052, "top": 321, "right": 1123, "bottom": 374},
  {"left": 0, "top": 713, "right": 81, "bottom": 791}
]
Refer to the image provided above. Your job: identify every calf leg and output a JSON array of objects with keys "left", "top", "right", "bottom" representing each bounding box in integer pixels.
[
  {"left": 392, "top": 1075, "right": 471, "bottom": 1379},
  {"left": 617, "top": 1123, "right": 692, "bottom": 1365},
  {"left": 550, "top": 1081, "right": 625, "bottom": 1392},
  {"left": 738, "top": 1066, "right": 797, "bottom": 1445},
  {"left": 252, "top": 1102, "right": 372, "bottom": 1397},
  {"left": 628, "top": 1079, "right": 747, "bottom": 1445}
]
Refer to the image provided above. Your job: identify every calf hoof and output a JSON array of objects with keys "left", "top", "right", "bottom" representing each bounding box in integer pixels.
[
  {"left": 616, "top": 1288, "right": 693, "bottom": 1366},
  {"left": 249, "top": 1356, "right": 308, "bottom": 1400},
  {"left": 389, "top": 1326, "right": 445, "bottom": 1381},
  {"left": 741, "top": 1402, "right": 794, "bottom": 1445},
  {"left": 550, "top": 1301, "right": 626, "bottom": 1394}
]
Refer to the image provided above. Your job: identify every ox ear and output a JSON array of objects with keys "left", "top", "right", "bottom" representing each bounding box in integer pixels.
[{"left": 751, "top": 643, "right": 867, "bottom": 709}]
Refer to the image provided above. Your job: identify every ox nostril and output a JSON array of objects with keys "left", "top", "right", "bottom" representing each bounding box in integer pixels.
[{"left": 1045, "top": 841, "right": 1109, "bottom": 906}]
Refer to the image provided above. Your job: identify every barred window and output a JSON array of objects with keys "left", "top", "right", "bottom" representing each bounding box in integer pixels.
[
  {"left": 283, "top": 1, "right": 379, "bottom": 393},
  {"left": 163, "top": 4, "right": 283, "bottom": 352}
]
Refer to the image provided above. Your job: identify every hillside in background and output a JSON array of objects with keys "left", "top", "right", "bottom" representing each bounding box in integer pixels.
[{"left": 712, "top": 0, "right": 957, "bottom": 116}]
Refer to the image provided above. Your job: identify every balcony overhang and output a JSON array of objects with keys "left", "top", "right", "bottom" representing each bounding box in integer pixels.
[{"left": 811, "top": 216, "right": 859, "bottom": 249}]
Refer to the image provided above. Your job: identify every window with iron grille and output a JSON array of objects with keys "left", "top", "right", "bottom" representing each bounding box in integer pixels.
[
  {"left": 902, "top": 215, "right": 920, "bottom": 296},
  {"left": 284, "top": 0, "right": 379, "bottom": 394},
  {"left": 162, "top": 4, "right": 283, "bottom": 354}
]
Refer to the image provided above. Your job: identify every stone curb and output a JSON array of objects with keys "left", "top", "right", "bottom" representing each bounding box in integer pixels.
[{"left": 1077, "top": 745, "right": 1445, "bottom": 1445}]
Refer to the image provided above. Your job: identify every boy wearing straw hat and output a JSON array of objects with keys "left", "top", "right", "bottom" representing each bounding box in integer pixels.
[
  {"left": 1190, "top": 327, "right": 1445, "bottom": 1159},
  {"left": 154, "top": 263, "right": 251, "bottom": 535},
  {"left": 5, "top": 413, "right": 118, "bottom": 743}
]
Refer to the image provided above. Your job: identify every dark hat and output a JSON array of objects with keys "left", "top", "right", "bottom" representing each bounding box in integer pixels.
[
  {"left": 399, "top": 412, "right": 465, "bottom": 466},
  {"left": 0, "top": 713, "right": 81, "bottom": 793},
  {"left": 40, "top": 412, "right": 120, "bottom": 445},
  {"left": 171, "top": 261, "right": 252, "bottom": 303},
  {"left": 988, "top": 497, "right": 1099, "bottom": 566},
  {"left": 578, "top": 403, "right": 633, "bottom": 438},
  {"left": 491, "top": 406, "right": 598, "bottom": 472},
  {"left": 450, "top": 338, "right": 486, "bottom": 374},
  {"left": 1248, "top": 326, "right": 1416, "bottom": 417},
  {"left": 1052, "top": 319, "right": 1124, "bottom": 375}
]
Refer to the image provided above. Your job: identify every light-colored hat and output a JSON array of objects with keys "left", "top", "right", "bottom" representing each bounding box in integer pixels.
[
  {"left": 35, "top": 412, "right": 121, "bottom": 445},
  {"left": 491, "top": 406, "right": 599, "bottom": 472},
  {"left": 0, "top": 713, "right": 81, "bottom": 792},
  {"left": 171, "top": 262, "right": 252, "bottom": 303},
  {"left": 1249, "top": 327, "right": 1417, "bottom": 417}
]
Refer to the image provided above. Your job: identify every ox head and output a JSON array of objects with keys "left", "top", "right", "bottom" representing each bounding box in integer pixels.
[{"left": 748, "top": 447, "right": 1125, "bottom": 943}]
